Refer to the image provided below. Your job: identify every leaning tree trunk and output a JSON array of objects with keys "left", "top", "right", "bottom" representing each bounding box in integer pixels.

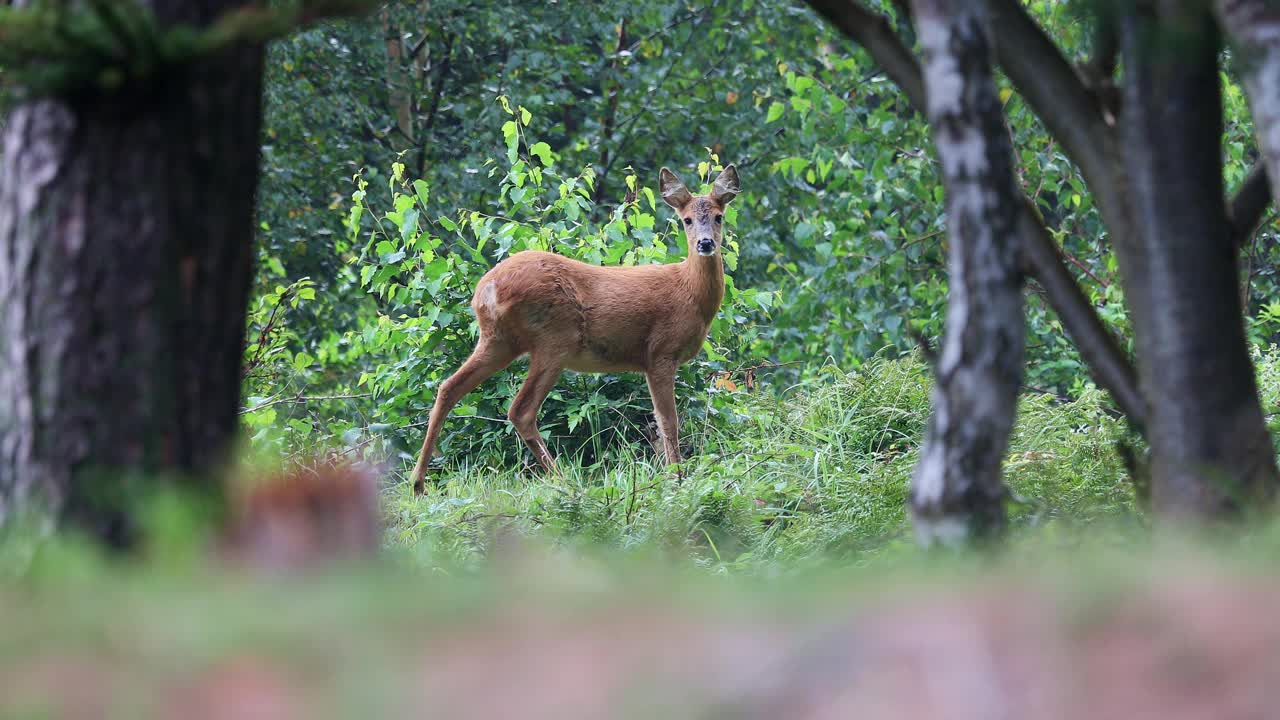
[
  {"left": 0, "top": 2, "right": 266, "bottom": 546},
  {"left": 1118, "top": 2, "right": 1279, "bottom": 520},
  {"left": 1217, "top": 1, "right": 1280, "bottom": 211},
  {"left": 908, "top": 0, "right": 1025, "bottom": 546}
]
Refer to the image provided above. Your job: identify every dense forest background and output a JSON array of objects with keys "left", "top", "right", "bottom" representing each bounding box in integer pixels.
[
  {"left": 255, "top": 1, "right": 1232, "bottom": 453},
  {"left": 210, "top": 0, "right": 1274, "bottom": 560},
  {"left": 247, "top": 6, "right": 1261, "bottom": 463}
]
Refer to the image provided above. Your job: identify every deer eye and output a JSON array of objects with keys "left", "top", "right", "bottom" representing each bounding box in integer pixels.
[
  {"left": 715, "top": 215, "right": 723, "bottom": 224},
  {"left": 683, "top": 218, "right": 693, "bottom": 226}
]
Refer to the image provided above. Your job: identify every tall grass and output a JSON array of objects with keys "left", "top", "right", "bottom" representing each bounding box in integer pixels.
[{"left": 388, "top": 355, "right": 1138, "bottom": 572}]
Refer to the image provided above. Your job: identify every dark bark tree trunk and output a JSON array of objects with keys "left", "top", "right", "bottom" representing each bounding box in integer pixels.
[
  {"left": 0, "top": 1, "right": 266, "bottom": 546},
  {"left": 1119, "top": 2, "right": 1278, "bottom": 519},
  {"left": 908, "top": 0, "right": 1025, "bottom": 546}
]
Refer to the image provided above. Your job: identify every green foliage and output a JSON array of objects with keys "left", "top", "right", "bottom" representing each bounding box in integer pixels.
[{"left": 239, "top": 0, "right": 1267, "bottom": 518}]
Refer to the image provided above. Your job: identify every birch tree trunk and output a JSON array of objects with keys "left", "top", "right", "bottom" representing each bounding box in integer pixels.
[
  {"left": 1217, "top": 0, "right": 1280, "bottom": 210},
  {"left": 908, "top": 0, "right": 1025, "bottom": 546},
  {"left": 1119, "top": 2, "right": 1279, "bottom": 520},
  {"left": 382, "top": 4, "right": 414, "bottom": 151},
  {"left": 0, "top": 2, "right": 266, "bottom": 546}
]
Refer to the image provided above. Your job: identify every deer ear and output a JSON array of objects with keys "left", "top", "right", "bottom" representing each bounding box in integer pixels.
[
  {"left": 659, "top": 167, "right": 693, "bottom": 210},
  {"left": 711, "top": 164, "right": 740, "bottom": 205}
]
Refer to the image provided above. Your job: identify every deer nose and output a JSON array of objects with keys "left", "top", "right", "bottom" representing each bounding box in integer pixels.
[{"left": 696, "top": 239, "right": 715, "bottom": 255}]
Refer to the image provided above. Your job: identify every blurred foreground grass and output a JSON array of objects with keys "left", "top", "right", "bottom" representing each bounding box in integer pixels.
[
  {"left": 10, "top": 354, "right": 1280, "bottom": 716},
  {"left": 7, "top": 534, "right": 1280, "bottom": 718}
]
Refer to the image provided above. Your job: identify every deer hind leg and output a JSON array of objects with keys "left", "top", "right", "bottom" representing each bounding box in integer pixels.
[
  {"left": 507, "top": 355, "right": 563, "bottom": 471},
  {"left": 409, "top": 339, "right": 516, "bottom": 494},
  {"left": 645, "top": 363, "right": 682, "bottom": 468}
]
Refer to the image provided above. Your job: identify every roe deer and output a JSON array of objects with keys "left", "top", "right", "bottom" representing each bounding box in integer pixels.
[{"left": 407, "top": 164, "right": 740, "bottom": 493}]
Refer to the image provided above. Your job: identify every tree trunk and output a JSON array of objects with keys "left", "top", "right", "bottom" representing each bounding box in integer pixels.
[
  {"left": 382, "top": 4, "right": 414, "bottom": 150},
  {"left": 1119, "top": 2, "right": 1279, "bottom": 520},
  {"left": 0, "top": 2, "right": 266, "bottom": 546},
  {"left": 1217, "top": 1, "right": 1280, "bottom": 210},
  {"left": 908, "top": 0, "right": 1025, "bottom": 546}
]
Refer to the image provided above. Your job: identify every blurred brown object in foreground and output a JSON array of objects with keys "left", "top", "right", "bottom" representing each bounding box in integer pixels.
[{"left": 220, "top": 456, "right": 382, "bottom": 571}]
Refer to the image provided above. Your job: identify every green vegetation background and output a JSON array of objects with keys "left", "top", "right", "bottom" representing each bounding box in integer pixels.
[{"left": 232, "top": 0, "right": 1280, "bottom": 565}]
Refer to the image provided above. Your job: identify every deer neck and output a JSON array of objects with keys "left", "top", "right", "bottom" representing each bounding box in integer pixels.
[{"left": 681, "top": 253, "right": 725, "bottom": 324}]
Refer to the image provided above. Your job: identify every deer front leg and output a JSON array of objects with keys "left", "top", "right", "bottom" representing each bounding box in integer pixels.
[{"left": 645, "top": 363, "right": 682, "bottom": 467}]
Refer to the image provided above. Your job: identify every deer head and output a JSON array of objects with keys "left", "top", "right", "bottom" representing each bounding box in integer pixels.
[{"left": 660, "top": 164, "right": 740, "bottom": 257}]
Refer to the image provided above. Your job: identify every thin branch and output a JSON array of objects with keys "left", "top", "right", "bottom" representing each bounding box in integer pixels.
[
  {"left": 1230, "top": 163, "right": 1272, "bottom": 247},
  {"left": 1061, "top": 246, "right": 1110, "bottom": 288},
  {"left": 407, "top": 31, "right": 430, "bottom": 61},
  {"left": 241, "top": 393, "right": 371, "bottom": 415},
  {"left": 400, "top": 413, "right": 509, "bottom": 429},
  {"left": 624, "top": 9, "right": 704, "bottom": 55}
]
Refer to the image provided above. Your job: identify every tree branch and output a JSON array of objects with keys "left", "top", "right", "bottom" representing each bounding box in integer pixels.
[
  {"left": 241, "top": 393, "right": 372, "bottom": 415},
  {"left": 1230, "top": 163, "right": 1272, "bottom": 247},
  {"left": 985, "top": 0, "right": 1113, "bottom": 188},
  {"left": 803, "top": 0, "right": 925, "bottom": 109}
]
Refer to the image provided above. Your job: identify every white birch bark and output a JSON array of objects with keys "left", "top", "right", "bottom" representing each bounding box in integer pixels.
[{"left": 909, "top": 0, "right": 1025, "bottom": 546}]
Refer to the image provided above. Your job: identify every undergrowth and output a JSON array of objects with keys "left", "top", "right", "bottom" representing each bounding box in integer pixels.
[{"left": 388, "top": 355, "right": 1138, "bottom": 572}]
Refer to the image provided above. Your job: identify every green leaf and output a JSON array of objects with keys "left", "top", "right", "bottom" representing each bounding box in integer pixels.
[
  {"left": 530, "top": 142, "right": 553, "bottom": 166},
  {"left": 438, "top": 215, "right": 458, "bottom": 232},
  {"left": 413, "top": 179, "right": 430, "bottom": 207},
  {"left": 766, "top": 101, "right": 785, "bottom": 123},
  {"left": 502, "top": 120, "right": 519, "bottom": 165},
  {"left": 287, "top": 418, "right": 312, "bottom": 437},
  {"left": 292, "top": 351, "right": 314, "bottom": 369},
  {"left": 401, "top": 209, "right": 419, "bottom": 241}
]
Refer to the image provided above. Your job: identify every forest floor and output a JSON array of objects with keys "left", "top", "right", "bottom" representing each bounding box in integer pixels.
[{"left": 3, "top": 543, "right": 1279, "bottom": 719}]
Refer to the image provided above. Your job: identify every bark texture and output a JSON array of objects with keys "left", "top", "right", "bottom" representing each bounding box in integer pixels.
[
  {"left": 382, "top": 4, "right": 414, "bottom": 150},
  {"left": 1120, "top": 2, "right": 1278, "bottom": 519},
  {"left": 1217, "top": 0, "right": 1280, "bottom": 211},
  {"left": 0, "top": 1, "right": 266, "bottom": 545},
  {"left": 908, "top": 0, "right": 1024, "bottom": 545}
]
